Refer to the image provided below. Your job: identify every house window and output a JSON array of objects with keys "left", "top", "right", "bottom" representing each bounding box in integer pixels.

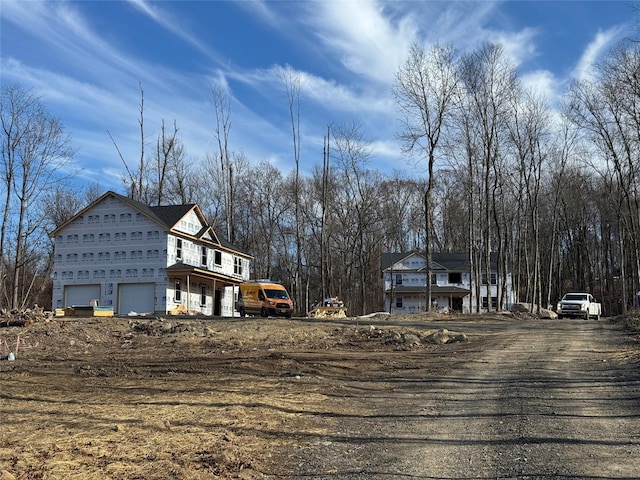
[
  {"left": 396, "top": 297, "right": 403, "bottom": 308},
  {"left": 431, "top": 273, "right": 438, "bottom": 285},
  {"left": 395, "top": 274, "right": 403, "bottom": 285},
  {"left": 176, "top": 239, "right": 183, "bottom": 260},
  {"left": 449, "top": 272, "right": 461, "bottom": 284},
  {"left": 234, "top": 257, "right": 243, "bottom": 275},
  {"left": 175, "top": 280, "right": 182, "bottom": 302},
  {"left": 482, "top": 273, "right": 497, "bottom": 285},
  {"left": 214, "top": 250, "right": 222, "bottom": 266},
  {"left": 482, "top": 296, "right": 498, "bottom": 309},
  {"left": 201, "top": 246, "right": 207, "bottom": 266},
  {"left": 200, "top": 284, "right": 206, "bottom": 307}
]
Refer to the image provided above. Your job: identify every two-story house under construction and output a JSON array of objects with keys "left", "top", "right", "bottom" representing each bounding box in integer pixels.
[
  {"left": 50, "top": 191, "right": 251, "bottom": 316},
  {"left": 381, "top": 252, "right": 516, "bottom": 313}
]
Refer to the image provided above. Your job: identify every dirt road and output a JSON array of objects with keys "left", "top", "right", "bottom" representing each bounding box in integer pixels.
[
  {"left": 275, "top": 317, "right": 640, "bottom": 479},
  {"left": 1, "top": 313, "right": 639, "bottom": 479}
]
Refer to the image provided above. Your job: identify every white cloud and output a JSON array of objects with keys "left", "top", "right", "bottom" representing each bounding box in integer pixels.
[
  {"left": 306, "top": 0, "right": 418, "bottom": 85},
  {"left": 521, "top": 69, "right": 560, "bottom": 103},
  {"left": 572, "top": 26, "right": 625, "bottom": 82}
]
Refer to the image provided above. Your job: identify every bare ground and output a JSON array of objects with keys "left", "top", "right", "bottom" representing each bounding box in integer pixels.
[{"left": 1, "top": 311, "right": 639, "bottom": 479}]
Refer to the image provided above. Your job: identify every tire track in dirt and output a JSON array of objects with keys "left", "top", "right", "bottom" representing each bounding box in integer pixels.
[{"left": 277, "top": 318, "right": 640, "bottom": 479}]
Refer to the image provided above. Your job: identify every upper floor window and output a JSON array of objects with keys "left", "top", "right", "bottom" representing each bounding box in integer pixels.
[
  {"left": 176, "top": 239, "right": 183, "bottom": 260},
  {"left": 395, "top": 274, "right": 403, "bottom": 285},
  {"left": 201, "top": 246, "right": 207, "bottom": 266},
  {"left": 120, "top": 213, "right": 132, "bottom": 222},
  {"left": 431, "top": 273, "right": 438, "bottom": 285},
  {"left": 214, "top": 250, "right": 222, "bottom": 266},
  {"left": 234, "top": 257, "right": 243, "bottom": 275},
  {"left": 482, "top": 273, "right": 497, "bottom": 285},
  {"left": 448, "top": 272, "right": 462, "bottom": 284}
]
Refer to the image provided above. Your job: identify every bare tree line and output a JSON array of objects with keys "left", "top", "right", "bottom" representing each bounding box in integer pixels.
[{"left": 2, "top": 37, "right": 640, "bottom": 316}]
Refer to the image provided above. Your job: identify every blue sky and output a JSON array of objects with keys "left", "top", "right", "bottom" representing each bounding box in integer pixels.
[{"left": 1, "top": 1, "right": 636, "bottom": 190}]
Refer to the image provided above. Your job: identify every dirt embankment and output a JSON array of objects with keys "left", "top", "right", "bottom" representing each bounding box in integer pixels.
[{"left": 1, "top": 311, "right": 639, "bottom": 479}]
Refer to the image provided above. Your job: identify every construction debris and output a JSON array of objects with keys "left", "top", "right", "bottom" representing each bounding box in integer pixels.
[
  {"left": 0, "top": 305, "right": 52, "bottom": 326},
  {"left": 308, "top": 297, "right": 347, "bottom": 318}
]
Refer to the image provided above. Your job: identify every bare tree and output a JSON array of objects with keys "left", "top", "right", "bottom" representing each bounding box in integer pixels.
[
  {"left": 458, "top": 43, "right": 518, "bottom": 312},
  {"left": 330, "top": 122, "right": 380, "bottom": 315},
  {"left": 278, "top": 65, "right": 304, "bottom": 314},
  {"left": 507, "top": 89, "right": 552, "bottom": 313},
  {"left": 211, "top": 85, "right": 235, "bottom": 242},
  {"left": 393, "top": 43, "right": 459, "bottom": 311},
  {"left": 0, "top": 84, "right": 74, "bottom": 309}
]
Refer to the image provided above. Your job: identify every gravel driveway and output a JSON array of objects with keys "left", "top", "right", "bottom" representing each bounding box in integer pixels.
[{"left": 275, "top": 317, "right": 640, "bottom": 479}]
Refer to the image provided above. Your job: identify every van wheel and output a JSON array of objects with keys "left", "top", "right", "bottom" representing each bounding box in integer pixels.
[{"left": 261, "top": 307, "right": 268, "bottom": 318}]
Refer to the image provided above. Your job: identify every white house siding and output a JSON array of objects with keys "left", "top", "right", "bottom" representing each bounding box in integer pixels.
[
  {"left": 52, "top": 192, "right": 252, "bottom": 317},
  {"left": 52, "top": 196, "right": 168, "bottom": 313},
  {"left": 165, "top": 233, "right": 248, "bottom": 316},
  {"left": 382, "top": 252, "right": 516, "bottom": 314}
]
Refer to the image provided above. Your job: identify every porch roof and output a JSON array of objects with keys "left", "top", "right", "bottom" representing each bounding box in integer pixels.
[
  {"left": 166, "top": 262, "right": 242, "bottom": 286},
  {"left": 385, "top": 285, "right": 471, "bottom": 298}
]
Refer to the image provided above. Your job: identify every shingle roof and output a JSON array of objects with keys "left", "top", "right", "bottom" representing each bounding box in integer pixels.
[{"left": 381, "top": 251, "right": 498, "bottom": 272}]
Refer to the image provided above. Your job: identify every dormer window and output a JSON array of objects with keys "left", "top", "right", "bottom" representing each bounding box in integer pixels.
[{"left": 176, "top": 239, "right": 182, "bottom": 260}]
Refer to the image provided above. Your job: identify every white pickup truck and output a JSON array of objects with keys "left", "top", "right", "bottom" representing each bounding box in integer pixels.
[{"left": 556, "top": 293, "right": 602, "bottom": 320}]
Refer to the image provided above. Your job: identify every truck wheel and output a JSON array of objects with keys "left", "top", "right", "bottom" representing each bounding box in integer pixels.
[
  {"left": 558, "top": 314, "right": 563, "bottom": 320},
  {"left": 261, "top": 307, "right": 268, "bottom": 318},
  {"left": 585, "top": 311, "right": 590, "bottom": 320},
  {"left": 239, "top": 307, "right": 246, "bottom": 318}
]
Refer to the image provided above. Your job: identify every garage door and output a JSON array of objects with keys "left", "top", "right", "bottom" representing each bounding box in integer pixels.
[
  {"left": 64, "top": 285, "right": 101, "bottom": 307},
  {"left": 118, "top": 283, "right": 155, "bottom": 315}
]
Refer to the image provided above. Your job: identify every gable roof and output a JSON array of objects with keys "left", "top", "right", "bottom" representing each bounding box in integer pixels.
[
  {"left": 49, "top": 190, "right": 249, "bottom": 256},
  {"left": 381, "top": 251, "right": 498, "bottom": 272}
]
